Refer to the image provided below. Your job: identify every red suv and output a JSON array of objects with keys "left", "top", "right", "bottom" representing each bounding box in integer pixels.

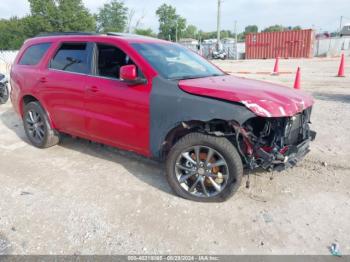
[{"left": 11, "top": 33, "right": 316, "bottom": 202}]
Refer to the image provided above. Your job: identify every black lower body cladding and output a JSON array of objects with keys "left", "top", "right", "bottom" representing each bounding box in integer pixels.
[{"left": 149, "top": 76, "right": 255, "bottom": 159}]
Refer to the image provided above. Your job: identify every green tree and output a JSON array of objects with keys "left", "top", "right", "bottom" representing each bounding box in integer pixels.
[
  {"left": 292, "top": 26, "right": 302, "bottom": 31},
  {"left": 237, "top": 32, "right": 245, "bottom": 41},
  {"left": 134, "top": 28, "right": 156, "bottom": 37},
  {"left": 244, "top": 25, "right": 258, "bottom": 35},
  {"left": 262, "top": 25, "right": 303, "bottom": 33},
  {"left": 156, "top": 4, "right": 186, "bottom": 41},
  {"left": 0, "top": 17, "right": 28, "bottom": 50},
  {"left": 183, "top": 24, "right": 198, "bottom": 39},
  {"left": 262, "top": 24, "right": 285, "bottom": 32},
  {"left": 28, "top": 0, "right": 96, "bottom": 33},
  {"left": 198, "top": 30, "right": 235, "bottom": 41},
  {"left": 220, "top": 30, "right": 234, "bottom": 39},
  {"left": 0, "top": 0, "right": 96, "bottom": 50},
  {"left": 96, "top": 0, "right": 128, "bottom": 33},
  {"left": 200, "top": 31, "right": 217, "bottom": 40}
]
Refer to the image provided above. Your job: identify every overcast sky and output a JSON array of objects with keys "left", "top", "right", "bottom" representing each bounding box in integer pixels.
[{"left": 0, "top": 0, "right": 349, "bottom": 33}]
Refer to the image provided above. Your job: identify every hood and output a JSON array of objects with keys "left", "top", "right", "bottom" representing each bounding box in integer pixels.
[{"left": 178, "top": 75, "right": 314, "bottom": 117}]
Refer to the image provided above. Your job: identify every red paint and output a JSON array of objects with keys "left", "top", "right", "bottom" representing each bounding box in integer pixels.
[
  {"left": 179, "top": 75, "right": 314, "bottom": 117},
  {"left": 245, "top": 29, "right": 314, "bottom": 59},
  {"left": 294, "top": 67, "right": 301, "bottom": 89},
  {"left": 11, "top": 35, "right": 158, "bottom": 157},
  {"left": 120, "top": 65, "right": 137, "bottom": 81},
  {"left": 337, "top": 54, "right": 345, "bottom": 77}
]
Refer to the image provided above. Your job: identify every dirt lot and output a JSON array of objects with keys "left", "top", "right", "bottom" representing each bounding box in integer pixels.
[{"left": 0, "top": 57, "right": 349, "bottom": 255}]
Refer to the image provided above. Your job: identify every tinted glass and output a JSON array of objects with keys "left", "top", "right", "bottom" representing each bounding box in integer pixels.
[
  {"left": 96, "top": 43, "right": 144, "bottom": 79},
  {"left": 19, "top": 43, "right": 51, "bottom": 65},
  {"left": 132, "top": 43, "right": 224, "bottom": 80},
  {"left": 50, "top": 43, "right": 89, "bottom": 74}
]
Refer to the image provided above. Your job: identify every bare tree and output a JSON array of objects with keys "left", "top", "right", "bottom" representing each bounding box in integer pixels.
[
  {"left": 126, "top": 9, "right": 146, "bottom": 33},
  {"left": 126, "top": 9, "right": 135, "bottom": 33}
]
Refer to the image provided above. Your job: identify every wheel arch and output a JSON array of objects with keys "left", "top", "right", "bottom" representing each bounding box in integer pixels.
[
  {"left": 160, "top": 119, "right": 238, "bottom": 160},
  {"left": 21, "top": 94, "right": 56, "bottom": 129}
]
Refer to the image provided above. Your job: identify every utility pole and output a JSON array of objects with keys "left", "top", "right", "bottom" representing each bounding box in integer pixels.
[
  {"left": 339, "top": 16, "right": 343, "bottom": 36},
  {"left": 216, "top": 0, "right": 221, "bottom": 51},
  {"left": 234, "top": 20, "right": 238, "bottom": 60},
  {"left": 175, "top": 23, "right": 178, "bottom": 42}
]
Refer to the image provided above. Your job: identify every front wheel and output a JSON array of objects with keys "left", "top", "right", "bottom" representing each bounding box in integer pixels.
[
  {"left": 0, "top": 84, "right": 9, "bottom": 104},
  {"left": 166, "top": 133, "right": 243, "bottom": 202}
]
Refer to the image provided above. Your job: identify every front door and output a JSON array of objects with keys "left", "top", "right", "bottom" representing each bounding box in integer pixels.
[{"left": 84, "top": 43, "right": 150, "bottom": 155}]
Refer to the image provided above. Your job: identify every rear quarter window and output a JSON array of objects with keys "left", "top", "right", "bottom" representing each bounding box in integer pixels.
[{"left": 19, "top": 43, "right": 51, "bottom": 66}]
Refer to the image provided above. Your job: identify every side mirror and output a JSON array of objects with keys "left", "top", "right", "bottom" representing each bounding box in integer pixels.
[
  {"left": 120, "top": 65, "right": 137, "bottom": 81},
  {"left": 120, "top": 65, "right": 147, "bottom": 85}
]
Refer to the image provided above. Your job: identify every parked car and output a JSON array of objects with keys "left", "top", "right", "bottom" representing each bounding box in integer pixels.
[
  {"left": 10, "top": 33, "right": 316, "bottom": 202},
  {"left": 212, "top": 49, "right": 227, "bottom": 60},
  {"left": 0, "top": 73, "right": 9, "bottom": 104}
]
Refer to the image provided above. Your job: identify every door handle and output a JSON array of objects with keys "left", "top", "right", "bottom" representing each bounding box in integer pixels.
[
  {"left": 88, "top": 86, "right": 99, "bottom": 93},
  {"left": 39, "top": 77, "right": 47, "bottom": 83}
]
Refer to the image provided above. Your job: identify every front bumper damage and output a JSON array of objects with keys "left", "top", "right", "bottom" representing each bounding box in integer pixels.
[
  {"left": 256, "top": 131, "right": 316, "bottom": 171},
  {"left": 232, "top": 107, "right": 316, "bottom": 172}
]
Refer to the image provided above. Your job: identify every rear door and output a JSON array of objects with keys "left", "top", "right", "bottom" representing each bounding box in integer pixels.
[{"left": 40, "top": 42, "right": 93, "bottom": 136}]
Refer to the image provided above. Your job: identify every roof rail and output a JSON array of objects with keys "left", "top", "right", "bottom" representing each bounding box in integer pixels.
[
  {"left": 106, "top": 32, "right": 155, "bottom": 39},
  {"left": 36, "top": 32, "right": 100, "bottom": 37}
]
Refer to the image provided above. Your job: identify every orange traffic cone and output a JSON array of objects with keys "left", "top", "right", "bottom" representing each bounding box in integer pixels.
[
  {"left": 337, "top": 54, "right": 345, "bottom": 77},
  {"left": 294, "top": 67, "right": 301, "bottom": 89},
  {"left": 272, "top": 57, "right": 279, "bottom": 75}
]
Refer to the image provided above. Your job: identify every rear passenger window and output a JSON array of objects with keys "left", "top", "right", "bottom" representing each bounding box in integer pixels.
[
  {"left": 19, "top": 43, "right": 51, "bottom": 65},
  {"left": 50, "top": 43, "right": 89, "bottom": 74}
]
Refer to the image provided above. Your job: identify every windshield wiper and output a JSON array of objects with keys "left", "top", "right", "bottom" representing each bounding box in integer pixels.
[{"left": 171, "top": 74, "right": 223, "bottom": 81}]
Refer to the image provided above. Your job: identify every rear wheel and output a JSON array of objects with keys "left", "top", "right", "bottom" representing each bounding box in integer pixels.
[
  {"left": 23, "top": 101, "right": 60, "bottom": 148},
  {"left": 0, "top": 84, "right": 9, "bottom": 104},
  {"left": 166, "top": 133, "right": 243, "bottom": 202}
]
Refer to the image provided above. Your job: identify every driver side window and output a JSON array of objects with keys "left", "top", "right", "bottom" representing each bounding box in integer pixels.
[{"left": 95, "top": 43, "right": 144, "bottom": 80}]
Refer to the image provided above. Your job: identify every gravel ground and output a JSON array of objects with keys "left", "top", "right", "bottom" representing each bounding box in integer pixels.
[{"left": 0, "top": 57, "right": 349, "bottom": 255}]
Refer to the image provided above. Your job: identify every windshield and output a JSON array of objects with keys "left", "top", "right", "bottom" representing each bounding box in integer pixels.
[{"left": 132, "top": 43, "right": 225, "bottom": 80}]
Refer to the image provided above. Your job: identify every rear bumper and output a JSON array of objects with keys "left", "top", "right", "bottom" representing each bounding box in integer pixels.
[
  {"left": 9, "top": 82, "right": 21, "bottom": 116},
  {"left": 273, "top": 130, "right": 316, "bottom": 171}
]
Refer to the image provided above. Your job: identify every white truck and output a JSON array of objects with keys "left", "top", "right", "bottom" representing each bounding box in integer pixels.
[{"left": 340, "top": 23, "right": 350, "bottom": 37}]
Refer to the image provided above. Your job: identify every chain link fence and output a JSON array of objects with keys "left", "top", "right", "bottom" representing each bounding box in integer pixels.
[
  {"left": 180, "top": 42, "right": 245, "bottom": 60},
  {"left": 314, "top": 37, "right": 350, "bottom": 57},
  {"left": 0, "top": 50, "right": 18, "bottom": 76}
]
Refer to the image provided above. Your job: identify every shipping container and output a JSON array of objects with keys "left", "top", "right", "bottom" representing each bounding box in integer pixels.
[{"left": 245, "top": 29, "right": 314, "bottom": 59}]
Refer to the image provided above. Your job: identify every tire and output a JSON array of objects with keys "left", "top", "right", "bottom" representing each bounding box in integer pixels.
[
  {"left": 23, "top": 101, "right": 60, "bottom": 148},
  {"left": 0, "top": 84, "right": 9, "bottom": 104},
  {"left": 166, "top": 133, "right": 243, "bottom": 202}
]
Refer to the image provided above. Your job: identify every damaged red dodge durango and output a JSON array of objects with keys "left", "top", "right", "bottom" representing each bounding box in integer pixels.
[{"left": 10, "top": 33, "right": 316, "bottom": 202}]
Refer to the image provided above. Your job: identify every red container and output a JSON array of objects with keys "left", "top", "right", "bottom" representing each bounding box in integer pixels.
[{"left": 245, "top": 29, "right": 314, "bottom": 59}]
